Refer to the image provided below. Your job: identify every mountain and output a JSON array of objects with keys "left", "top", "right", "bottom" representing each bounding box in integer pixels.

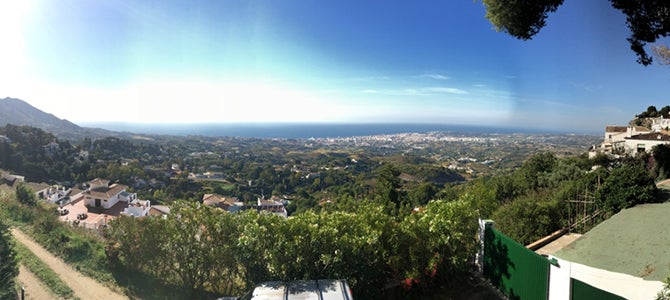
[{"left": 0, "top": 97, "right": 114, "bottom": 140}]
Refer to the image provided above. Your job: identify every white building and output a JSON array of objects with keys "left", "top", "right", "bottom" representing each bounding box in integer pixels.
[
  {"left": 624, "top": 132, "right": 670, "bottom": 154},
  {"left": 652, "top": 116, "right": 670, "bottom": 131},
  {"left": 591, "top": 125, "right": 657, "bottom": 157},
  {"left": 257, "top": 198, "right": 288, "bottom": 219},
  {"left": 83, "top": 178, "right": 137, "bottom": 209},
  {"left": 121, "top": 198, "right": 151, "bottom": 217}
]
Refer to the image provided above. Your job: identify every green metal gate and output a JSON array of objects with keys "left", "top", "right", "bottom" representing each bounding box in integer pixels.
[
  {"left": 483, "top": 225, "right": 550, "bottom": 300},
  {"left": 570, "top": 279, "right": 625, "bottom": 300}
]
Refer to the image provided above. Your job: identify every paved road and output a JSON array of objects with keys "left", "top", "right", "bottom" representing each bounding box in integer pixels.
[{"left": 11, "top": 228, "right": 127, "bottom": 300}]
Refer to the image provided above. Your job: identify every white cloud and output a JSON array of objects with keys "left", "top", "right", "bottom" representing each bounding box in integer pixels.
[
  {"left": 425, "top": 87, "right": 468, "bottom": 95},
  {"left": 420, "top": 73, "right": 451, "bottom": 80},
  {"left": 361, "top": 86, "right": 467, "bottom": 96}
]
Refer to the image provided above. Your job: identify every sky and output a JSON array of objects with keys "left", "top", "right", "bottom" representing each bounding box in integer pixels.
[{"left": 1, "top": 0, "right": 668, "bottom": 133}]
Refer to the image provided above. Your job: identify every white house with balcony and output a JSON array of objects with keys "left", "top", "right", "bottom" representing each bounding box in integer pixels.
[
  {"left": 623, "top": 132, "right": 670, "bottom": 154},
  {"left": 83, "top": 178, "right": 137, "bottom": 209},
  {"left": 591, "top": 125, "right": 656, "bottom": 157},
  {"left": 257, "top": 198, "right": 288, "bottom": 219}
]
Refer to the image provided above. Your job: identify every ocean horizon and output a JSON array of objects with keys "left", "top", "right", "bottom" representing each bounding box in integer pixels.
[{"left": 80, "top": 122, "right": 595, "bottom": 139}]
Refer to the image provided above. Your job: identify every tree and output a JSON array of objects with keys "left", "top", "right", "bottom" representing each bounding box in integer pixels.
[
  {"left": 373, "top": 164, "right": 408, "bottom": 215},
  {"left": 596, "top": 164, "right": 657, "bottom": 213},
  {"left": 652, "top": 144, "right": 670, "bottom": 180},
  {"left": 481, "top": 0, "right": 670, "bottom": 65},
  {"left": 0, "top": 218, "right": 18, "bottom": 300},
  {"left": 658, "top": 273, "right": 670, "bottom": 300},
  {"left": 653, "top": 45, "right": 670, "bottom": 65},
  {"left": 491, "top": 195, "right": 565, "bottom": 245},
  {"left": 15, "top": 182, "right": 36, "bottom": 206},
  {"left": 481, "top": 0, "right": 564, "bottom": 40},
  {"left": 516, "top": 152, "right": 557, "bottom": 190}
]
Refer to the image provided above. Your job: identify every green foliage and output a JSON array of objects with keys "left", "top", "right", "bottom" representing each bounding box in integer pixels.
[
  {"left": 399, "top": 199, "right": 478, "bottom": 287},
  {"left": 657, "top": 273, "right": 670, "bottom": 300},
  {"left": 374, "top": 164, "right": 409, "bottom": 215},
  {"left": 481, "top": 0, "right": 670, "bottom": 65},
  {"left": 105, "top": 199, "right": 480, "bottom": 299},
  {"left": 653, "top": 144, "right": 670, "bottom": 180},
  {"left": 596, "top": 164, "right": 658, "bottom": 213},
  {"left": 0, "top": 218, "right": 18, "bottom": 300},
  {"left": 481, "top": 0, "right": 564, "bottom": 40},
  {"left": 408, "top": 182, "right": 439, "bottom": 206},
  {"left": 491, "top": 193, "right": 565, "bottom": 245},
  {"left": 15, "top": 182, "right": 36, "bottom": 206},
  {"left": 517, "top": 152, "right": 557, "bottom": 190},
  {"left": 0, "top": 125, "right": 77, "bottom": 183}
]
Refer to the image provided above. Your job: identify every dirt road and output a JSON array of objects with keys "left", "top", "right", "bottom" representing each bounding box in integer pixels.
[
  {"left": 11, "top": 228, "right": 127, "bottom": 300},
  {"left": 16, "top": 265, "right": 57, "bottom": 300}
]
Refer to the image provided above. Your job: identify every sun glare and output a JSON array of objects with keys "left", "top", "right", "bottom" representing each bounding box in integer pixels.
[{"left": 0, "top": 0, "right": 34, "bottom": 84}]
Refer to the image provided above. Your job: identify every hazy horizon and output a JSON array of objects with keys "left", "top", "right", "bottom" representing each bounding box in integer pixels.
[{"left": 79, "top": 121, "right": 600, "bottom": 138}]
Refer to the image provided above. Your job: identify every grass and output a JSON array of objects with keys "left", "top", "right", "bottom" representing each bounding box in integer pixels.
[
  {"left": 220, "top": 183, "right": 237, "bottom": 191},
  {"left": 13, "top": 239, "right": 76, "bottom": 299},
  {"left": 555, "top": 201, "right": 670, "bottom": 281}
]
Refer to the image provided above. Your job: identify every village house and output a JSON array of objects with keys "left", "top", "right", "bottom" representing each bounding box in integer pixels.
[
  {"left": 202, "top": 193, "right": 288, "bottom": 218},
  {"left": 590, "top": 122, "right": 669, "bottom": 157},
  {"left": 257, "top": 197, "right": 288, "bottom": 218},
  {"left": 1, "top": 171, "right": 25, "bottom": 184},
  {"left": 148, "top": 205, "right": 171, "bottom": 218},
  {"left": 202, "top": 193, "right": 244, "bottom": 212},
  {"left": 83, "top": 178, "right": 137, "bottom": 209}
]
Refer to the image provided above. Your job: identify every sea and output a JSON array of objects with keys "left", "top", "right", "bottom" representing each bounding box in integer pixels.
[{"left": 84, "top": 122, "right": 581, "bottom": 139}]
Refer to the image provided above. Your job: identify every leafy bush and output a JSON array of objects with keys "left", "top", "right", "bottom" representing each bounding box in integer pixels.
[
  {"left": 596, "top": 164, "right": 657, "bottom": 213},
  {"left": 491, "top": 193, "right": 566, "bottom": 245}
]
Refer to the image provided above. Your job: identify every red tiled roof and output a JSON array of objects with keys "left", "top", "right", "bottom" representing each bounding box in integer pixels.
[
  {"left": 605, "top": 126, "right": 627, "bottom": 133},
  {"left": 85, "top": 183, "right": 127, "bottom": 199},
  {"left": 626, "top": 132, "right": 670, "bottom": 141}
]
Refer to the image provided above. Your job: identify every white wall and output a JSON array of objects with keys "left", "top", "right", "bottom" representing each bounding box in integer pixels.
[
  {"left": 570, "top": 262, "right": 663, "bottom": 300},
  {"left": 548, "top": 256, "right": 571, "bottom": 300}
]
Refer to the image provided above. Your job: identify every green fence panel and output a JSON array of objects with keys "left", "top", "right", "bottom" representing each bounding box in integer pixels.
[
  {"left": 483, "top": 226, "right": 550, "bottom": 300},
  {"left": 571, "top": 279, "right": 625, "bottom": 300}
]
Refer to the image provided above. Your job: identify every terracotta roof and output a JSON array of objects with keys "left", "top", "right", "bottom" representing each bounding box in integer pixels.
[
  {"left": 202, "top": 193, "right": 223, "bottom": 202},
  {"left": 89, "top": 178, "right": 109, "bottom": 187},
  {"left": 85, "top": 183, "right": 127, "bottom": 199},
  {"left": 258, "top": 199, "right": 283, "bottom": 206},
  {"left": 626, "top": 132, "right": 670, "bottom": 141},
  {"left": 26, "top": 182, "right": 50, "bottom": 193},
  {"left": 634, "top": 126, "right": 651, "bottom": 131},
  {"left": 149, "top": 205, "right": 170, "bottom": 216},
  {"left": 605, "top": 126, "right": 627, "bottom": 133},
  {"left": 223, "top": 197, "right": 240, "bottom": 205}
]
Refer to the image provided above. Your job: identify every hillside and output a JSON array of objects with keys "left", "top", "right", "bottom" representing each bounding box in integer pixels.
[{"left": 0, "top": 97, "right": 115, "bottom": 140}]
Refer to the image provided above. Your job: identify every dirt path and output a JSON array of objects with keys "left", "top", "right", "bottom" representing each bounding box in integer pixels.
[
  {"left": 11, "top": 228, "right": 127, "bottom": 300},
  {"left": 657, "top": 178, "right": 670, "bottom": 187},
  {"left": 16, "top": 265, "right": 57, "bottom": 300}
]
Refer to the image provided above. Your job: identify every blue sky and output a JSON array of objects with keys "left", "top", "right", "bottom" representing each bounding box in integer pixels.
[{"left": 1, "top": 0, "right": 668, "bottom": 132}]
